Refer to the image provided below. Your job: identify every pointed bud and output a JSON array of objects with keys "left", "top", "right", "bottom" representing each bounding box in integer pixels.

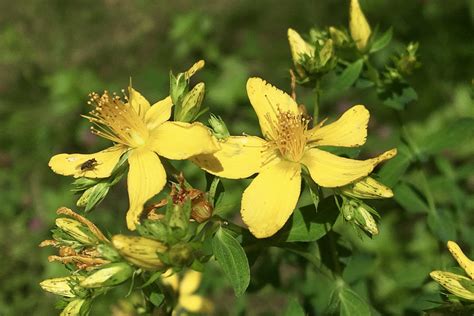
[
  {"left": 96, "top": 243, "right": 122, "bottom": 262},
  {"left": 349, "top": 0, "right": 372, "bottom": 51},
  {"left": 341, "top": 177, "right": 393, "bottom": 199},
  {"left": 40, "top": 276, "right": 87, "bottom": 298},
  {"left": 185, "top": 60, "right": 205, "bottom": 79},
  {"left": 80, "top": 262, "right": 134, "bottom": 288},
  {"left": 56, "top": 218, "right": 98, "bottom": 245},
  {"left": 447, "top": 241, "right": 474, "bottom": 279},
  {"left": 175, "top": 82, "right": 206, "bottom": 122},
  {"left": 76, "top": 182, "right": 110, "bottom": 212},
  {"left": 60, "top": 298, "right": 91, "bottom": 316},
  {"left": 288, "top": 28, "right": 315, "bottom": 77},
  {"left": 430, "top": 271, "right": 474, "bottom": 301},
  {"left": 319, "top": 39, "right": 334, "bottom": 67},
  {"left": 329, "top": 27, "right": 350, "bottom": 47},
  {"left": 112, "top": 235, "right": 167, "bottom": 271},
  {"left": 208, "top": 114, "right": 230, "bottom": 140},
  {"left": 354, "top": 205, "right": 379, "bottom": 236}
]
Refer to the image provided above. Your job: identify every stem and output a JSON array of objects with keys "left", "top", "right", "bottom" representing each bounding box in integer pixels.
[
  {"left": 326, "top": 229, "right": 342, "bottom": 275},
  {"left": 313, "top": 79, "right": 321, "bottom": 122}
]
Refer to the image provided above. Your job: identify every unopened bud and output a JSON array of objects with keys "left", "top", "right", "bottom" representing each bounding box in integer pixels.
[
  {"left": 447, "top": 241, "right": 474, "bottom": 279},
  {"left": 60, "top": 298, "right": 91, "bottom": 316},
  {"left": 96, "top": 243, "right": 122, "bottom": 262},
  {"left": 56, "top": 218, "right": 98, "bottom": 245},
  {"left": 40, "top": 276, "right": 87, "bottom": 298},
  {"left": 76, "top": 182, "right": 109, "bottom": 212},
  {"left": 319, "top": 39, "right": 334, "bottom": 67},
  {"left": 329, "top": 27, "right": 350, "bottom": 47},
  {"left": 208, "top": 114, "right": 230, "bottom": 140},
  {"left": 349, "top": 0, "right": 372, "bottom": 51},
  {"left": 341, "top": 177, "right": 393, "bottom": 199},
  {"left": 430, "top": 271, "right": 474, "bottom": 301},
  {"left": 354, "top": 205, "right": 379, "bottom": 236},
  {"left": 112, "top": 235, "right": 167, "bottom": 271},
  {"left": 168, "top": 243, "right": 194, "bottom": 267},
  {"left": 191, "top": 197, "right": 213, "bottom": 223},
  {"left": 175, "top": 82, "right": 206, "bottom": 122},
  {"left": 80, "top": 262, "right": 134, "bottom": 288}
]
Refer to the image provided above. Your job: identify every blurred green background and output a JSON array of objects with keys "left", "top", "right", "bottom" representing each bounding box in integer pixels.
[{"left": 1, "top": 0, "right": 473, "bottom": 315}]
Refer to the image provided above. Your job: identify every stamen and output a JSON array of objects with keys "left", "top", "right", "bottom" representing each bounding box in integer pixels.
[{"left": 82, "top": 91, "right": 149, "bottom": 147}]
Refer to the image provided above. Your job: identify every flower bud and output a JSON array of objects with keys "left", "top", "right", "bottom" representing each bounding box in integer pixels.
[
  {"left": 191, "top": 197, "right": 213, "bottom": 223},
  {"left": 208, "top": 114, "right": 230, "bottom": 140},
  {"left": 168, "top": 243, "right": 194, "bottom": 267},
  {"left": 341, "top": 177, "right": 393, "bottom": 199},
  {"left": 349, "top": 0, "right": 371, "bottom": 51},
  {"left": 112, "top": 235, "right": 167, "bottom": 271},
  {"left": 40, "top": 276, "right": 87, "bottom": 298},
  {"left": 447, "top": 241, "right": 474, "bottom": 279},
  {"left": 287, "top": 28, "right": 315, "bottom": 78},
  {"left": 76, "top": 182, "right": 110, "bottom": 212},
  {"left": 96, "top": 243, "right": 122, "bottom": 262},
  {"left": 329, "top": 27, "right": 350, "bottom": 47},
  {"left": 430, "top": 271, "right": 474, "bottom": 301},
  {"left": 56, "top": 218, "right": 98, "bottom": 245},
  {"left": 354, "top": 205, "right": 379, "bottom": 236},
  {"left": 319, "top": 39, "right": 334, "bottom": 68},
  {"left": 175, "top": 82, "right": 206, "bottom": 122},
  {"left": 80, "top": 262, "right": 134, "bottom": 288},
  {"left": 60, "top": 298, "right": 91, "bottom": 316}
]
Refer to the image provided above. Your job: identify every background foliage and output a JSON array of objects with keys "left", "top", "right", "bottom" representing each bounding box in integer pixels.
[{"left": 1, "top": 0, "right": 473, "bottom": 314}]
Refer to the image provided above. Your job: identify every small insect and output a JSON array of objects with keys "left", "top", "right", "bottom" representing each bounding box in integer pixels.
[{"left": 79, "top": 158, "right": 99, "bottom": 172}]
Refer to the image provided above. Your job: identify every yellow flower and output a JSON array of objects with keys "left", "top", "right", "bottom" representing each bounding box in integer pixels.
[
  {"left": 193, "top": 77, "right": 396, "bottom": 238},
  {"left": 161, "top": 269, "right": 213, "bottom": 315},
  {"left": 49, "top": 67, "right": 219, "bottom": 230}
]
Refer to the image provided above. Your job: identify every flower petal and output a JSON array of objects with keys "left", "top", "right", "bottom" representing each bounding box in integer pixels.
[
  {"left": 48, "top": 145, "right": 127, "bottom": 178},
  {"left": 180, "top": 270, "right": 201, "bottom": 296},
  {"left": 145, "top": 96, "right": 173, "bottom": 131},
  {"left": 126, "top": 148, "right": 166, "bottom": 230},
  {"left": 307, "top": 105, "right": 369, "bottom": 147},
  {"left": 247, "top": 77, "right": 299, "bottom": 139},
  {"left": 161, "top": 269, "right": 179, "bottom": 291},
  {"left": 129, "top": 87, "right": 151, "bottom": 119},
  {"left": 241, "top": 160, "right": 301, "bottom": 238},
  {"left": 447, "top": 241, "right": 474, "bottom": 279},
  {"left": 192, "top": 136, "right": 267, "bottom": 179},
  {"left": 301, "top": 148, "right": 397, "bottom": 188},
  {"left": 147, "top": 121, "right": 219, "bottom": 160},
  {"left": 180, "top": 295, "right": 213, "bottom": 313}
]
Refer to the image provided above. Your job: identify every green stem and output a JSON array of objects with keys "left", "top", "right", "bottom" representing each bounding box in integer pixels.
[{"left": 313, "top": 79, "right": 321, "bottom": 122}]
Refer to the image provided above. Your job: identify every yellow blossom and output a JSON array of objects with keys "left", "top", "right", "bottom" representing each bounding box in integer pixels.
[
  {"left": 48, "top": 63, "right": 219, "bottom": 230},
  {"left": 193, "top": 77, "right": 396, "bottom": 238},
  {"left": 161, "top": 269, "right": 213, "bottom": 315},
  {"left": 431, "top": 241, "right": 474, "bottom": 301}
]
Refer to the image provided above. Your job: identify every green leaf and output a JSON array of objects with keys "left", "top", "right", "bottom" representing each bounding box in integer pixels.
[
  {"left": 284, "top": 298, "right": 305, "bottom": 316},
  {"left": 427, "top": 208, "right": 457, "bottom": 242},
  {"left": 418, "top": 118, "right": 474, "bottom": 155},
  {"left": 212, "top": 227, "right": 250, "bottom": 296},
  {"left": 276, "top": 198, "right": 339, "bottom": 242},
  {"left": 149, "top": 292, "right": 164, "bottom": 307},
  {"left": 393, "top": 183, "right": 429, "bottom": 214},
  {"left": 377, "top": 144, "right": 413, "bottom": 187},
  {"left": 333, "top": 59, "right": 364, "bottom": 91},
  {"left": 339, "top": 286, "right": 372, "bottom": 316},
  {"left": 370, "top": 28, "right": 393, "bottom": 53},
  {"left": 139, "top": 271, "right": 162, "bottom": 289}
]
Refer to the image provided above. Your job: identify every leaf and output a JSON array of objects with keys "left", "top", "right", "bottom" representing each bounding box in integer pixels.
[
  {"left": 149, "top": 292, "right": 164, "bottom": 307},
  {"left": 370, "top": 28, "right": 393, "bottom": 53},
  {"left": 418, "top": 118, "right": 474, "bottom": 155},
  {"left": 382, "top": 86, "right": 417, "bottom": 110},
  {"left": 212, "top": 227, "right": 250, "bottom": 296},
  {"left": 339, "top": 286, "right": 372, "bottom": 316},
  {"left": 427, "top": 208, "right": 457, "bottom": 242},
  {"left": 333, "top": 59, "right": 364, "bottom": 91},
  {"left": 139, "top": 271, "right": 162, "bottom": 289},
  {"left": 393, "top": 183, "right": 429, "bottom": 214},
  {"left": 284, "top": 298, "right": 305, "bottom": 316}
]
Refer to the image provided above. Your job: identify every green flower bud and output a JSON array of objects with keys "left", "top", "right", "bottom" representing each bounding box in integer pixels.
[
  {"left": 60, "top": 298, "right": 91, "bottom": 316},
  {"left": 40, "top": 276, "right": 87, "bottom": 298},
  {"left": 319, "top": 39, "right": 334, "bottom": 68},
  {"left": 76, "top": 183, "right": 109, "bottom": 212},
  {"left": 354, "top": 205, "right": 379, "bottom": 236},
  {"left": 175, "top": 82, "right": 206, "bottom": 122},
  {"left": 329, "top": 27, "right": 350, "bottom": 47},
  {"left": 208, "top": 114, "right": 230, "bottom": 140},
  {"left": 112, "top": 235, "right": 167, "bottom": 271},
  {"left": 96, "top": 243, "right": 122, "bottom": 262},
  {"left": 80, "top": 262, "right": 134, "bottom": 288},
  {"left": 55, "top": 218, "right": 98, "bottom": 245},
  {"left": 170, "top": 71, "right": 188, "bottom": 107}
]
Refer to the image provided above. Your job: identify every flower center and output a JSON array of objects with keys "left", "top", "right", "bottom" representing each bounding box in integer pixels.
[
  {"left": 84, "top": 91, "right": 149, "bottom": 148},
  {"left": 266, "top": 109, "right": 310, "bottom": 162}
]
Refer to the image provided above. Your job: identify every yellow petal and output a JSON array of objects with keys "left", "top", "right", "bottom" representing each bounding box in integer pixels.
[
  {"left": 350, "top": 0, "right": 372, "bottom": 51},
  {"left": 448, "top": 241, "right": 474, "bottom": 279},
  {"left": 161, "top": 269, "right": 179, "bottom": 291},
  {"left": 340, "top": 177, "right": 393, "bottom": 199},
  {"left": 179, "top": 295, "right": 213, "bottom": 313},
  {"left": 144, "top": 96, "right": 173, "bottom": 131},
  {"left": 180, "top": 270, "right": 202, "bottom": 296},
  {"left": 192, "top": 136, "right": 267, "bottom": 179},
  {"left": 147, "top": 121, "right": 219, "bottom": 160},
  {"left": 247, "top": 77, "right": 299, "bottom": 139},
  {"left": 430, "top": 271, "right": 474, "bottom": 301},
  {"left": 241, "top": 160, "right": 301, "bottom": 238},
  {"left": 307, "top": 105, "right": 369, "bottom": 147},
  {"left": 287, "top": 28, "right": 314, "bottom": 63},
  {"left": 126, "top": 148, "right": 166, "bottom": 230},
  {"left": 128, "top": 87, "right": 151, "bottom": 119},
  {"left": 301, "top": 148, "right": 397, "bottom": 188},
  {"left": 49, "top": 145, "right": 127, "bottom": 178}
]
